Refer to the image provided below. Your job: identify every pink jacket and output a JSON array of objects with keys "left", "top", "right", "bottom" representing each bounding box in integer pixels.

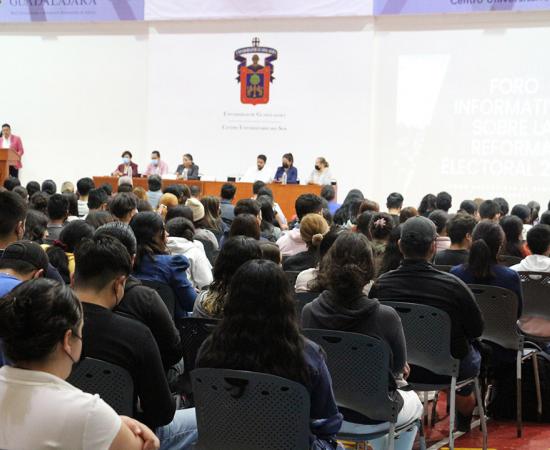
[
  {"left": 144, "top": 160, "right": 170, "bottom": 176},
  {"left": 2, "top": 134, "right": 24, "bottom": 169}
]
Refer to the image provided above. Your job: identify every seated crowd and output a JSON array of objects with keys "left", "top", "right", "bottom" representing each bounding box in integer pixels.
[{"left": 1, "top": 175, "right": 550, "bottom": 450}]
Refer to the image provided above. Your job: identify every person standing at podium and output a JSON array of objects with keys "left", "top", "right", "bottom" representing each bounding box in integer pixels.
[
  {"left": 112, "top": 150, "right": 139, "bottom": 178},
  {"left": 1, "top": 124, "right": 24, "bottom": 178}
]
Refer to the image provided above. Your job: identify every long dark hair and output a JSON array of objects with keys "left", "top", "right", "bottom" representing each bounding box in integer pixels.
[
  {"left": 129, "top": 211, "right": 168, "bottom": 267},
  {"left": 418, "top": 194, "right": 436, "bottom": 217},
  {"left": 197, "top": 259, "right": 309, "bottom": 385},
  {"left": 467, "top": 220, "right": 504, "bottom": 280},
  {"left": 24, "top": 210, "right": 48, "bottom": 243},
  {"left": 500, "top": 215, "right": 524, "bottom": 258},
  {"left": 379, "top": 225, "right": 403, "bottom": 276}
]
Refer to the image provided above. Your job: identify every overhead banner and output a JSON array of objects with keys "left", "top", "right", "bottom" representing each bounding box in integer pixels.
[
  {"left": 374, "top": 0, "right": 550, "bottom": 15},
  {"left": 145, "top": 0, "right": 372, "bottom": 20},
  {"left": 0, "top": 0, "right": 144, "bottom": 22}
]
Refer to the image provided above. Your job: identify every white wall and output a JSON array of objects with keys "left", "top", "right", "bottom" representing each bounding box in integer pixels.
[{"left": 3, "top": 11, "right": 550, "bottom": 211}]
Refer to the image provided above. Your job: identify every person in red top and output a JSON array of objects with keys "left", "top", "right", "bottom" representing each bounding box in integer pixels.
[
  {"left": 1, "top": 124, "right": 24, "bottom": 177},
  {"left": 112, "top": 150, "right": 139, "bottom": 178}
]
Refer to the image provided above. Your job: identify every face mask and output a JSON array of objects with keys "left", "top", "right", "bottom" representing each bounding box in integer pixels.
[
  {"left": 122, "top": 157, "right": 130, "bottom": 164},
  {"left": 282, "top": 162, "right": 289, "bottom": 169},
  {"left": 151, "top": 159, "right": 159, "bottom": 166},
  {"left": 315, "top": 165, "right": 321, "bottom": 171}
]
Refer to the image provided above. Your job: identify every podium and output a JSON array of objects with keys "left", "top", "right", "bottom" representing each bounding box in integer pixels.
[{"left": 0, "top": 149, "right": 21, "bottom": 185}]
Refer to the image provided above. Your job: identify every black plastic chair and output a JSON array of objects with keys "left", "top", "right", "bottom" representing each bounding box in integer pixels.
[
  {"left": 195, "top": 237, "right": 217, "bottom": 266},
  {"left": 178, "top": 317, "right": 219, "bottom": 374},
  {"left": 469, "top": 284, "right": 542, "bottom": 437},
  {"left": 191, "top": 368, "right": 310, "bottom": 450},
  {"left": 67, "top": 357, "right": 134, "bottom": 417},
  {"left": 433, "top": 264, "right": 453, "bottom": 273},
  {"left": 381, "top": 301, "right": 487, "bottom": 450},
  {"left": 295, "top": 291, "right": 319, "bottom": 315},
  {"left": 498, "top": 255, "right": 522, "bottom": 267},
  {"left": 518, "top": 271, "right": 550, "bottom": 330},
  {"left": 303, "top": 329, "right": 425, "bottom": 450},
  {"left": 140, "top": 279, "right": 176, "bottom": 319}
]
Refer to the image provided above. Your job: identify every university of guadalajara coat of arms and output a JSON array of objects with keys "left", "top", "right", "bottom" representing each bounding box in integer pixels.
[{"left": 234, "top": 37, "right": 278, "bottom": 105}]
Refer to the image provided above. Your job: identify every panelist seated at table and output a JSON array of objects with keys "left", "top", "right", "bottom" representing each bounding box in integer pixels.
[
  {"left": 273, "top": 152, "right": 298, "bottom": 184},
  {"left": 1, "top": 123, "right": 24, "bottom": 178},
  {"left": 241, "top": 154, "right": 273, "bottom": 183},
  {"left": 175, "top": 153, "right": 200, "bottom": 180},
  {"left": 112, "top": 150, "right": 139, "bottom": 177},
  {"left": 143, "top": 150, "right": 169, "bottom": 177},
  {"left": 307, "top": 157, "right": 333, "bottom": 186}
]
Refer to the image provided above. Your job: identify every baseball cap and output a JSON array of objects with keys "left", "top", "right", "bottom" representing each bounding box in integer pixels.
[
  {"left": 400, "top": 216, "right": 437, "bottom": 244},
  {"left": 1, "top": 241, "right": 49, "bottom": 273}
]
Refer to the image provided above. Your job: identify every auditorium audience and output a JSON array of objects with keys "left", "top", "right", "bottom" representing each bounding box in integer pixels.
[
  {"left": 12, "top": 185, "right": 28, "bottom": 201},
  {"left": 63, "top": 192, "right": 80, "bottom": 221},
  {"left": 368, "top": 212, "right": 395, "bottom": 274},
  {"left": 283, "top": 213, "right": 329, "bottom": 272},
  {"left": 117, "top": 176, "right": 133, "bottom": 193},
  {"left": 370, "top": 216, "right": 484, "bottom": 431},
  {"left": 23, "top": 209, "right": 49, "bottom": 243},
  {"left": 428, "top": 209, "right": 451, "bottom": 252},
  {"left": 163, "top": 184, "right": 191, "bottom": 205},
  {"left": 274, "top": 152, "right": 298, "bottom": 184},
  {"left": 479, "top": 199, "right": 500, "bottom": 222},
  {"left": 73, "top": 235, "right": 197, "bottom": 447},
  {"left": 418, "top": 193, "right": 436, "bottom": 217},
  {"left": 3, "top": 176, "right": 20, "bottom": 191},
  {"left": 95, "top": 222, "right": 183, "bottom": 370},
  {"left": 528, "top": 200, "right": 541, "bottom": 225},
  {"left": 257, "top": 186, "right": 288, "bottom": 227},
  {"left": 356, "top": 211, "right": 375, "bottom": 239},
  {"left": 130, "top": 212, "right": 196, "bottom": 318},
  {"left": 109, "top": 193, "right": 138, "bottom": 224},
  {"left": 197, "top": 259, "right": 343, "bottom": 447},
  {"left": 41, "top": 179, "right": 57, "bottom": 196},
  {"left": 436, "top": 191, "right": 452, "bottom": 212},
  {"left": 46, "top": 194, "right": 69, "bottom": 244},
  {"left": 458, "top": 199, "right": 478, "bottom": 218},
  {"left": 259, "top": 241, "right": 282, "bottom": 265},
  {"left": 258, "top": 195, "right": 281, "bottom": 242},
  {"left": 26, "top": 180, "right": 40, "bottom": 199},
  {"left": 85, "top": 210, "right": 115, "bottom": 229},
  {"left": 359, "top": 198, "right": 380, "bottom": 214},
  {"left": 493, "top": 197, "right": 509, "bottom": 217},
  {"left": 451, "top": 220, "right": 523, "bottom": 316},
  {"left": 334, "top": 189, "right": 364, "bottom": 227},
  {"left": 0, "top": 279, "right": 161, "bottom": 450},
  {"left": 378, "top": 225, "right": 403, "bottom": 276},
  {"left": 76, "top": 177, "right": 95, "bottom": 217},
  {"left": 87, "top": 187, "right": 109, "bottom": 213},
  {"left": 302, "top": 232, "right": 422, "bottom": 449},
  {"left": 0, "top": 241, "right": 48, "bottom": 296},
  {"left": 113, "top": 150, "right": 139, "bottom": 178},
  {"left": 132, "top": 187, "right": 147, "bottom": 202},
  {"left": 229, "top": 213, "right": 261, "bottom": 240},
  {"left": 500, "top": 215, "right": 528, "bottom": 258},
  {"left": 144, "top": 151, "right": 169, "bottom": 177},
  {"left": 61, "top": 181, "right": 75, "bottom": 194},
  {"left": 219, "top": 183, "right": 236, "bottom": 225},
  {"left": 434, "top": 213, "right": 476, "bottom": 266},
  {"left": 30, "top": 191, "right": 49, "bottom": 215},
  {"left": 511, "top": 203, "right": 532, "bottom": 241},
  {"left": 540, "top": 210, "right": 550, "bottom": 226},
  {"left": 166, "top": 217, "right": 213, "bottom": 289},
  {"left": 146, "top": 175, "right": 163, "bottom": 209},
  {"left": 307, "top": 157, "right": 332, "bottom": 185},
  {"left": 386, "top": 192, "right": 404, "bottom": 226},
  {"left": 175, "top": 153, "right": 200, "bottom": 180},
  {"left": 165, "top": 205, "right": 194, "bottom": 223},
  {"left": 399, "top": 206, "right": 418, "bottom": 224},
  {"left": 201, "top": 195, "right": 227, "bottom": 238},
  {"left": 321, "top": 184, "right": 340, "bottom": 216},
  {"left": 185, "top": 198, "right": 219, "bottom": 250},
  {"left": 193, "top": 236, "right": 261, "bottom": 319}
]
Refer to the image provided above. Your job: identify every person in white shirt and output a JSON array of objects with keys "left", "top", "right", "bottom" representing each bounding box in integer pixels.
[
  {"left": 166, "top": 217, "right": 213, "bottom": 289},
  {"left": 0, "top": 278, "right": 159, "bottom": 450},
  {"left": 241, "top": 154, "right": 273, "bottom": 183},
  {"left": 307, "top": 157, "right": 333, "bottom": 186}
]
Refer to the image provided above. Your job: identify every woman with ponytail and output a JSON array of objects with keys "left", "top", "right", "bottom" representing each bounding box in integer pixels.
[
  {"left": 451, "top": 220, "right": 523, "bottom": 316},
  {"left": 0, "top": 279, "right": 159, "bottom": 450},
  {"left": 368, "top": 212, "right": 395, "bottom": 275},
  {"left": 283, "top": 213, "right": 330, "bottom": 272},
  {"left": 301, "top": 232, "right": 422, "bottom": 450}
]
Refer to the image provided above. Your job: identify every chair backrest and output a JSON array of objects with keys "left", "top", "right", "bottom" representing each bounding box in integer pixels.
[
  {"left": 284, "top": 270, "right": 300, "bottom": 288},
  {"left": 303, "top": 329, "right": 399, "bottom": 423},
  {"left": 178, "top": 317, "right": 219, "bottom": 372},
  {"left": 295, "top": 291, "right": 319, "bottom": 315},
  {"left": 518, "top": 271, "right": 550, "bottom": 321},
  {"left": 498, "top": 255, "right": 522, "bottom": 267},
  {"left": 381, "top": 301, "right": 459, "bottom": 378},
  {"left": 433, "top": 264, "right": 453, "bottom": 273},
  {"left": 67, "top": 357, "right": 134, "bottom": 416},
  {"left": 195, "top": 237, "right": 217, "bottom": 265},
  {"left": 191, "top": 368, "right": 310, "bottom": 450},
  {"left": 468, "top": 284, "right": 523, "bottom": 351},
  {"left": 140, "top": 279, "right": 176, "bottom": 318}
]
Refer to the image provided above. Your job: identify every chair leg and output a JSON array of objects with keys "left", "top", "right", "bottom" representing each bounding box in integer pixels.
[
  {"left": 422, "top": 392, "right": 429, "bottom": 426},
  {"left": 532, "top": 354, "right": 543, "bottom": 420},
  {"left": 516, "top": 351, "right": 522, "bottom": 438},
  {"left": 474, "top": 378, "right": 488, "bottom": 450},
  {"left": 387, "top": 422, "right": 396, "bottom": 450},
  {"left": 431, "top": 391, "right": 440, "bottom": 424},
  {"left": 449, "top": 377, "right": 456, "bottom": 450}
]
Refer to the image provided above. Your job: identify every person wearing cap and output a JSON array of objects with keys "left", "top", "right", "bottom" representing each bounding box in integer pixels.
[
  {"left": 185, "top": 197, "right": 219, "bottom": 251},
  {"left": 369, "top": 216, "right": 484, "bottom": 432},
  {"left": 0, "top": 241, "right": 49, "bottom": 296}
]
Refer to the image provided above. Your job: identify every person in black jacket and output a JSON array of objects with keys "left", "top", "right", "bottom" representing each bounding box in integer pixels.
[
  {"left": 94, "top": 222, "right": 183, "bottom": 371},
  {"left": 302, "top": 232, "right": 422, "bottom": 449},
  {"left": 369, "top": 216, "right": 484, "bottom": 432},
  {"left": 73, "top": 234, "right": 197, "bottom": 448}
]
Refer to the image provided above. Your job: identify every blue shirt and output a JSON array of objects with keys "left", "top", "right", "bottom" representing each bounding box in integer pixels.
[
  {"left": 0, "top": 273, "right": 22, "bottom": 297},
  {"left": 274, "top": 166, "right": 298, "bottom": 184},
  {"left": 450, "top": 263, "right": 523, "bottom": 317},
  {"left": 327, "top": 201, "right": 341, "bottom": 216},
  {"left": 133, "top": 254, "right": 197, "bottom": 318}
]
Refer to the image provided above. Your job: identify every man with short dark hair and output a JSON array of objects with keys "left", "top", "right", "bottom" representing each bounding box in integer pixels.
[
  {"left": 434, "top": 213, "right": 476, "bottom": 266},
  {"left": 436, "top": 191, "right": 452, "bottom": 212},
  {"left": 479, "top": 199, "right": 500, "bottom": 222},
  {"left": 87, "top": 187, "right": 109, "bottom": 212},
  {"left": 0, "top": 240, "right": 48, "bottom": 296},
  {"left": 276, "top": 194, "right": 323, "bottom": 257},
  {"left": 494, "top": 197, "right": 509, "bottom": 217},
  {"left": 74, "top": 235, "right": 197, "bottom": 447},
  {"left": 320, "top": 185, "right": 340, "bottom": 216},
  {"left": 220, "top": 183, "right": 236, "bottom": 225},
  {"left": 370, "top": 216, "right": 484, "bottom": 431},
  {"left": 241, "top": 154, "right": 272, "bottom": 183},
  {"left": 109, "top": 193, "right": 138, "bottom": 224},
  {"left": 386, "top": 192, "right": 404, "bottom": 226},
  {"left": 147, "top": 175, "right": 163, "bottom": 209},
  {"left": 76, "top": 177, "right": 95, "bottom": 217},
  {"left": 46, "top": 194, "right": 69, "bottom": 243},
  {"left": 3, "top": 177, "right": 20, "bottom": 191},
  {"left": 144, "top": 150, "right": 169, "bottom": 176},
  {"left": 458, "top": 200, "right": 478, "bottom": 218}
]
